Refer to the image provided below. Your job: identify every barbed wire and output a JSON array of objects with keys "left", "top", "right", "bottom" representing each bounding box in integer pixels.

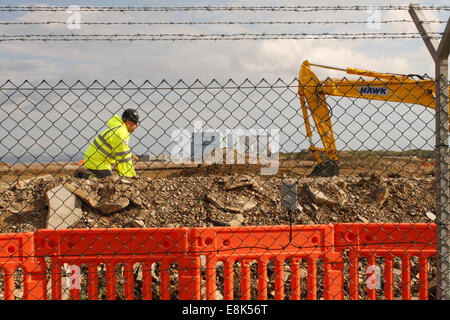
[
  {"left": 0, "top": 19, "right": 447, "bottom": 26},
  {"left": 0, "top": 5, "right": 448, "bottom": 12},
  {"left": 0, "top": 32, "right": 442, "bottom": 42}
]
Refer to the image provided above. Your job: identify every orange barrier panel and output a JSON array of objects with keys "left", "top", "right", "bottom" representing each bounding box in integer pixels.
[
  {"left": 189, "top": 224, "right": 344, "bottom": 300},
  {"left": 333, "top": 223, "right": 436, "bottom": 300},
  {"left": 33, "top": 228, "right": 190, "bottom": 300},
  {"left": 0, "top": 223, "right": 440, "bottom": 300},
  {"left": 0, "top": 232, "right": 46, "bottom": 300}
]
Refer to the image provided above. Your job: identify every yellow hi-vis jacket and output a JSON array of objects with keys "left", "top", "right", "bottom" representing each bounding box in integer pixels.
[{"left": 84, "top": 114, "right": 136, "bottom": 177}]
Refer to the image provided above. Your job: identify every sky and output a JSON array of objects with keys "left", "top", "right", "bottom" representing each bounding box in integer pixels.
[
  {"left": 0, "top": 1, "right": 448, "bottom": 163},
  {"left": 1, "top": 0, "right": 448, "bottom": 82}
]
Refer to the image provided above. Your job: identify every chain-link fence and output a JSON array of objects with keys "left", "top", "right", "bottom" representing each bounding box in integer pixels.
[{"left": 0, "top": 71, "right": 447, "bottom": 300}]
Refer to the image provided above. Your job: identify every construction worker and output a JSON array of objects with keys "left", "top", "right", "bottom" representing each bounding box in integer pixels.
[{"left": 76, "top": 109, "right": 140, "bottom": 179}]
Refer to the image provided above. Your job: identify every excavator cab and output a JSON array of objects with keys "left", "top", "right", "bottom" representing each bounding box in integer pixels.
[{"left": 298, "top": 60, "right": 447, "bottom": 177}]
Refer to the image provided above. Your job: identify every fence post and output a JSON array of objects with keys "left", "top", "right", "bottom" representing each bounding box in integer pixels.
[{"left": 409, "top": 4, "right": 450, "bottom": 299}]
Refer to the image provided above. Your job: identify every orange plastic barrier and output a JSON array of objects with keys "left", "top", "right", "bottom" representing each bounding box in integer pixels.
[
  {"left": 334, "top": 223, "right": 436, "bottom": 300},
  {"left": 0, "top": 232, "right": 46, "bottom": 300},
  {"left": 189, "top": 224, "right": 343, "bottom": 300},
  {"left": 0, "top": 223, "right": 440, "bottom": 300},
  {"left": 34, "top": 228, "right": 190, "bottom": 300}
]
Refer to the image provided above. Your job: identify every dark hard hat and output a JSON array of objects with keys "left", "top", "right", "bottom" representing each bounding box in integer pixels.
[{"left": 122, "top": 108, "right": 139, "bottom": 124}]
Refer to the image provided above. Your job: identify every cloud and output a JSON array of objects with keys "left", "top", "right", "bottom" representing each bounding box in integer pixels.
[
  {"left": 237, "top": 38, "right": 421, "bottom": 81},
  {"left": 2, "top": 59, "right": 45, "bottom": 72}
]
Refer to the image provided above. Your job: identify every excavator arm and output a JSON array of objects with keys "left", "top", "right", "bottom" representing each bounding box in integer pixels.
[{"left": 298, "top": 60, "right": 450, "bottom": 177}]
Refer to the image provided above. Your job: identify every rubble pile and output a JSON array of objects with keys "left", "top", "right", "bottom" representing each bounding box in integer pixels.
[{"left": 0, "top": 172, "right": 437, "bottom": 233}]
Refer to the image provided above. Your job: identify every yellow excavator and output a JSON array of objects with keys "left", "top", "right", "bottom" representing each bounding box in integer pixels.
[{"left": 298, "top": 60, "right": 450, "bottom": 177}]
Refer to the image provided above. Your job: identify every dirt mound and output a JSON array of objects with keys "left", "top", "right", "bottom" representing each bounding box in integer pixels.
[{"left": 175, "top": 163, "right": 266, "bottom": 177}]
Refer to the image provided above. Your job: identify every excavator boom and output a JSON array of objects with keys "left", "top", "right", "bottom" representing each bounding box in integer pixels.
[{"left": 298, "top": 60, "right": 450, "bottom": 177}]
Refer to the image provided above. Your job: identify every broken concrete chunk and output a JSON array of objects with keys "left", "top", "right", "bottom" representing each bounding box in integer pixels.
[
  {"left": 308, "top": 202, "right": 319, "bottom": 211},
  {"left": 125, "top": 218, "right": 146, "bottom": 228},
  {"left": 215, "top": 290, "right": 224, "bottom": 301},
  {"left": 7, "top": 202, "right": 35, "bottom": 214},
  {"left": 205, "top": 214, "right": 245, "bottom": 227},
  {"left": 38, "top": 174, "right": 54, "bottom": 182},
  {"left": 337, "top": 180, "right": 348, "bottom": 189},
  {"left": 425, "top": 211, "right": 436, "bottom": 221},
  {"left": 228, "top": 213, "right": 245, "bottom": 227},
  {"left": 134, "top": 219, "right": 146, "bottom": 228},
  {"left": 98, "top": 196, "right": 130, "bottom": 215},
  {"left": 64, "top": 182, "right": 130, "bottom": 215},
  {"left": 224, "top": 182, "right": 253, "bottom": 191},
  {"left": 14, "top": 175, "right": 54, "bottom": 190},
  {"left": 131, "top": 196, "right": 144, "bottom": 207},
  {"left": 64, "top": 183, "right": 98, "bottom": 209},
  {"left": 206, "top": 193, "right": 257, "bottom": 213},
  {"left": 260, "top": 203, "right": 271, "bottom": 215},
  {"left": 0, "top": 181, "right": 10, "bottom": 193},
  {"left": 375, "top": 186, "right": 390, "bottom": 209},
  {"left": 236, "top": 196, "right": 257, "bottom": 211},
  {"left": 134, "top": 265, "right": 143, "bottom": 282},
  {"left": 314, "top": 191, "right": 339, "bottom": 207},
  {"left": 242, "top": 201, "right": 257, "bottom": 211},
  {"left": 303, "top": 184, "right": 339, "bottom": 207},
  {"left": 46, "top": 185, "right": 83, "bottom": 229},
  {"left": 357, "top": 215, "right": 370, "bottom": 223},
  {"left": 14, "top": 180, "right": 27, "bottom": 190},
  {"left": 205, "top": 194, "right": 241, "bottom": 213},
  {"left": 120, "top": 178, "right": 132, "bottom": 184},
  {"left": 251, "top": 180, "right": 274, "bottom": 199}
]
